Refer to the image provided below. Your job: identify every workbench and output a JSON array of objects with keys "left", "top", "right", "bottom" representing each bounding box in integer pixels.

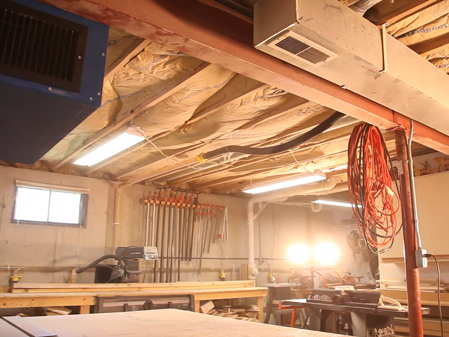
[
  {"left": 14, "top": 309, "right": 343, "bottom": 337},
  {"left": 282, "top": 298, "right": 430, "bottom": 336},
  {"left": 1, "top": 282, "right": 267, "bottom": 321}
]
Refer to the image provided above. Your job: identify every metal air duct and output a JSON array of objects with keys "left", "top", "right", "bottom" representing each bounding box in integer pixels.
[{"left": 254, "top": 0, "right": 449, "bottom": 136}]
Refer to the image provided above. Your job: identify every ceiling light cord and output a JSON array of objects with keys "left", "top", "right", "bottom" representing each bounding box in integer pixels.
[{"left": 199, "top": 111, "right": 345, "bottom": 160}]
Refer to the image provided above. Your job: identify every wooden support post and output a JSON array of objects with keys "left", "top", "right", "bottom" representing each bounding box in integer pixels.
[
  {"left": 257, "top": 296, "right": 264, "bottom": 322},
  {"left": 194, "top": 299, "right": 201, "bottom": 313},
  {"left": 395, "top": 130, "right": 423, "bottom": 337},
  {"left": 79, "top": 305, "right": 90, "bottom": 315}
]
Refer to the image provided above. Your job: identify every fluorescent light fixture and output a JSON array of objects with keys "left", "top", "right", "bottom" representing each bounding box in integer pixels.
[
  {"left": 243, "top": 174, "right": 326, "bottom": 194},
  {"left": 313, "top": 199, "right": 362, "bottom": 208},
  {"left": 74, "top": 128, "right": 145, "bottom": 166}
]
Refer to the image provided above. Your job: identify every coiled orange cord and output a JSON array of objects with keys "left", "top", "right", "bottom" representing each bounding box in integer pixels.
[{"left": 348, "top": 124, "right": 401, "bottom": 253}]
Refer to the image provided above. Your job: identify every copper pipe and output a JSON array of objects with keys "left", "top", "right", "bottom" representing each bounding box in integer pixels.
[{"left": 395, "top": 130, "right": 423, "bottom": 337}]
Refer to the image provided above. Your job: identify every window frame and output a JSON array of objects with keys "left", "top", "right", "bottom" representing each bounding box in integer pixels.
[{"left": 12, "top": 181, "right": 89, "bottom": 228}]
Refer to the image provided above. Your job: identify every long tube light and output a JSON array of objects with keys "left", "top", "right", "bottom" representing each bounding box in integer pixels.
[
  {"left": 74, "top": 128, "right": 145, "bottom": 166},
  {"left": 243, "top": 175, "right": 326, "bottom": 194},
  {"left": 313, "top": 199, "right": 362, "bottom": 208}
]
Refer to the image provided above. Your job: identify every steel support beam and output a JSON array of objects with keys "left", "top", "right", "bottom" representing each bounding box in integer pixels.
[{"left": 39, "top": 0, "right": 449, "bottom": 154}]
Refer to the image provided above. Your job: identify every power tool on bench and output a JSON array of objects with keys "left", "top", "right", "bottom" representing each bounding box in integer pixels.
[{"left": 76, "top": 246, "right": 158, "bottom": 283}]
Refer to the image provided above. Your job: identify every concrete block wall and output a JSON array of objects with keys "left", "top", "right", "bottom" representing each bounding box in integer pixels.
[{"left": 0, "top": 166, "right": 113, "bottom": 285}]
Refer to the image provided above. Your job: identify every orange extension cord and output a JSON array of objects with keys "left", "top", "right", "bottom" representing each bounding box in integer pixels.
[{"left": 347, "top": 124, "right": 401, "bottom": 254}]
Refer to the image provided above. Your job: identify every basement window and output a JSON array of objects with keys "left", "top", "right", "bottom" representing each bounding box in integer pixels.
[{"left": 13, "top": 181, "right": 88, "bottom": 227}]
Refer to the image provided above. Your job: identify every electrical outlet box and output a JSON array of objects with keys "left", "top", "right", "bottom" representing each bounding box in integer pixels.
[{"left": 415, "top": 249, "right": 428, "bottom": 268}]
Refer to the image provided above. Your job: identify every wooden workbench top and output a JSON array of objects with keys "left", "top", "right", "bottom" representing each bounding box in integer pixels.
[
  {"left": 24, "top": 309, "right": 343, "bottom": 337},
  {"left": 0, "top": 287, "right": 267, "bottom": 298}
]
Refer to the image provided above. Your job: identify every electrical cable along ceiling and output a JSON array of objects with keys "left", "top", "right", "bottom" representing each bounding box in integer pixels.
[{"left": 0, "top": 0, "right": 443, "bottom": 198}]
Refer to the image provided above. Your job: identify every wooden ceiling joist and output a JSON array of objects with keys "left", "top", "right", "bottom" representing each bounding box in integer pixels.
[
  {"left": 165, "top": 114, "right": 358, "bottom": 186},
  {"left": 209, "top": 151, "right": 350, "bottom": 194},
  {"left": 51, "top": 62, "right": 211, "bottom": 171},
  {"left": 40, "top": 0, "right": 449, "bottom": 155},
  {"left": 191, "top": 132, "right": 353, "bottom": 190},
  {"left": 103, "top": 39, "right": 150, "bottom": 82},
  {"left": 115, "top": 143, "right": 203, "bottom": 180},
  {"left": 85, "top": 81, "right": 266, "bottom": 175},
  {"left": 409, "top": 32, "right": 449, "bottom": 57},
  {"left": 116, "top": 95, "right": 312, "bottom": 183},
  {"left": 367, "top": 0, "right": 443, "bottom": 26}
]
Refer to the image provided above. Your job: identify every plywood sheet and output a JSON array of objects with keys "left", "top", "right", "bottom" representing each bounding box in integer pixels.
[
  {"left": 0, "top": 319, "right": 28, "bottom": 337},
  {"left": 25, "top": 309, "right": 343, "bottom": 337},
  {"left": 3, "top": 317, "right": 57, "bottom": 337}
]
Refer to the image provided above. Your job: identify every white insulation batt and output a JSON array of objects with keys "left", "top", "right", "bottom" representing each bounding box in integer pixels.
[
  {"left": 41, "top": 29, "right": 339, "bottom": 186},
  {"left": 388, "top": 0, "right": 449, "bottom": 73}
]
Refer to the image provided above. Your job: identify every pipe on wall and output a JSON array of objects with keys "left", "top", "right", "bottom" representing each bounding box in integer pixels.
[
  {"left": 112, "top": 186, "right": 122, "bottom": 252},
  {"left": 246, "top": 177, "right": 340, "bottom": 279}
]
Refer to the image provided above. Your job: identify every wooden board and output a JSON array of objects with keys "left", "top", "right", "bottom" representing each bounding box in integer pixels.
[
  {"left": 24, "top": 309, "right": 340, "bottom": 337},
  {"left": 0, "top": 293, "right": 96, "bottom": 309},
  {"left": 12, "top": 281, "right": 255, "bottom": 293}
]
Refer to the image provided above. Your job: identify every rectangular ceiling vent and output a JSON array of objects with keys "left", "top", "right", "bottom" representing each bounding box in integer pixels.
[
  {"left": 0, "top": 0, "right": 87, "bottom": 92},
  {"left": 267, "top": 31, "right": 337, "bottom": 67},
  {"left": 254, "top": 0, "right": 449, "bottom": 137}
]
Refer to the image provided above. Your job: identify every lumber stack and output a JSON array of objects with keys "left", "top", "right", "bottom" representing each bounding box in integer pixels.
[{"left": 201, "top": 300, "right": 260, "bottom": 322}]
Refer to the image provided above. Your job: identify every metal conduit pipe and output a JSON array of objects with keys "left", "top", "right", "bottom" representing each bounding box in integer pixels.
[
  {"left": 112, "top": 186, "right": 122, "bottom": 252},
  {"left": 246, "top": 177, "right": 340, "bottom": 279}
]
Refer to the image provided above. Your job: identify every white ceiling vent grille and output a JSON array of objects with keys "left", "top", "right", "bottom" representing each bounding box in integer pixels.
[{"left": 268, "top": 31, "right": 337, "bottom": 67}]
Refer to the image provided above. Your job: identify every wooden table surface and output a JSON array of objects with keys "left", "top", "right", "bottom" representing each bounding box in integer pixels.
[{"left": 25, "top": 309, "right": 343, "bottom": 337}]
